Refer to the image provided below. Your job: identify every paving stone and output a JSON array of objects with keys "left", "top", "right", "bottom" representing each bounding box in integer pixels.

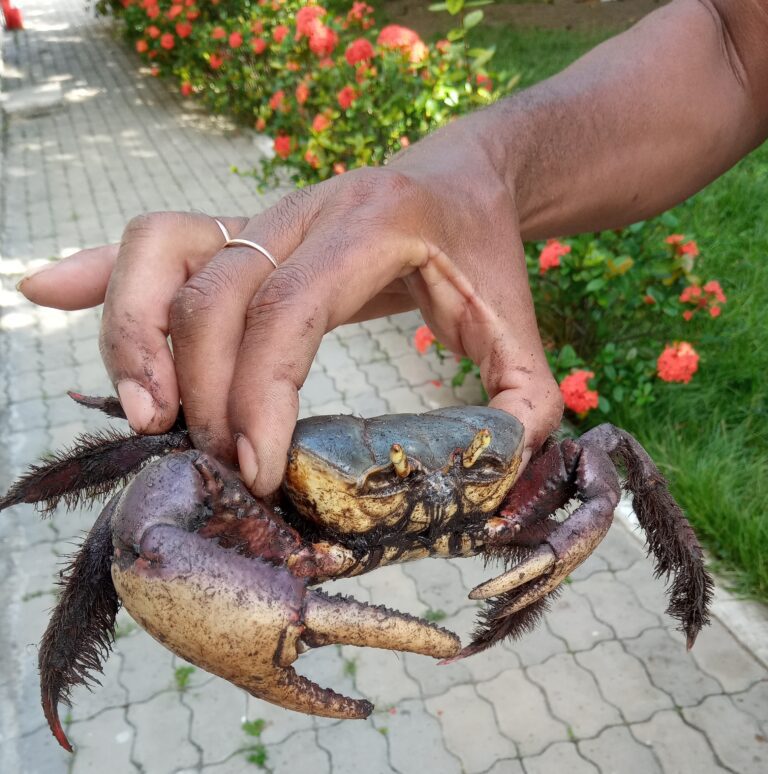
[
  {"left": 631, "top": 709, "right": 726, "bottom": 773},
  {"left": 521, "top": 741, "right": 598, "bottom": 774},
  {"left": 426, "top": 684, "right": 516, "bottom": 773},
  {"left": 185, "top": 676, "right": 248, "bottom": 764},
  {"left": 731, "top": 680, "right": 768, "bottom": 732},
  {"left": 485, "top": 760, "right": 525, "bottom": 774},
  {"left": 69, "top": 652, "right": 127, "bottom": 722},
  {"left": 0, "top": 723, "right": 70, "bottom": 774},
  {"left": 265, "top": 728, "right": 330, "bottom": 774},
  {"left": 592, "top": 520, "right": 644, "bottom": 570},
  {"left": 375, "top": 329, "right": 414, "bottom": 359},
  {"left": 68, "top": 707, "right": 135, "bottom": 774},
  {"left": 684, "top": 695, "right": 768, "bottom": 774},
  {"left": 346, "top": 391, "right": 389, "bottom": 416},
  {"left": 546, "top": 588, "right": 614, "bottom": 651},
  {"left": 579, "top": 725, "right": 662, "bottom": 774},
  {"left": 359, "top": 360, "right": 405, "bottom": 392},
  {"left": 391, "top": 352, "right": 440, "bottom": 386},
  {"left": 503, "top": 620, "right": 569, "bottom": 667},
  {"left": 614, "top": 559, "right": 670, "bottom": 619},
  {"left": 129, "top": 691, "right": 199, "bottom": 772},
  {"left": 357, "top": 563, "right": 425, "bottom": 618},
  {"left": 575, "top": 640, "right": 672, "bottom": 723},
  {"left": 527, "top": 653, "right": 623, "bottom": 739},
  {"left": 116, "top": 627, "right": 177, "bottom": 705},
  {"left": 688, "top": 617, "right": 768, "bottom": 692},
  {"left": 243, "top": 696, "right": 315, "bottom": 746},
  {"left": 340, "top": 644, "right": 421, "bottom": 706},
  {"left": 2, "top": 83, "right": 64, "bottom": 117},
  {"left": 317, "top": 717, "right": 393, "bottom": 773},
  {"left": 360, "top": 316, "right": 399, "bottom": 335},
  {"left": 301, "top": 369, "right": 340, "bottom": 407},
  {"left": 381, "top": 698, "right": 462, "bottom": 774},
  {"left": 624, "top": 628, "right": 722, "bottom": 707},
  {"left": 477, "top": 667, "right": 567, "bottom": 756},
  {"left": 571, "top": 571, "right": 661, "bottom": 638},
  {"left": 382, "top": 385, "right": 431, "bottom": 413},
  {"left": 327, "top": 362, "right": 373, "bottom": 400},
  {"left": 402, "top": 556, "right": 469, "bottom": 616},
  {"left": 569, "top": 553, "right": 610, "bottom": 582}
]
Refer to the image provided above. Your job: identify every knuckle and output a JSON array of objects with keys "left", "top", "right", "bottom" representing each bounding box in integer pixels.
[
  {"left": 121, "top": 211, "right": 174, "bottom": 246},
  {"left": 251, "top": 262, "right": 316, "bottom": 313},
  {"left": 169, "top": 269, "right": 229, "bottom": 333}
]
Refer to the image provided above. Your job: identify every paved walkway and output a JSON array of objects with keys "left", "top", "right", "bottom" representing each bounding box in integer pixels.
[{"left": 1, "top": 3, "right": 766, "bottom": 773}]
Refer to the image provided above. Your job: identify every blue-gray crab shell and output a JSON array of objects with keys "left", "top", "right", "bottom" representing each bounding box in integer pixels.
[{"left": 285, "top": 407, "right": 525, "bottom": 535}]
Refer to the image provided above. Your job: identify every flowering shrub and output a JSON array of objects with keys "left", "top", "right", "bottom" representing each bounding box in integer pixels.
[
  {"left": 98, "top": 0, "right": 508, "bottom": 185},
  {"left": 414, "top": 214, "right": 727, "bottom": 423}
]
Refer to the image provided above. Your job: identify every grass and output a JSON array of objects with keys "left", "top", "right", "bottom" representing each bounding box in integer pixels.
[
  {"left": 173, "top": 665, "right": 195, "bottom": 691},
  {"left": 242, "top": 719, "right": 269, "bottom": 769},
  {"left": 475, "top": 25, "right": 768, "bottom": 600}
]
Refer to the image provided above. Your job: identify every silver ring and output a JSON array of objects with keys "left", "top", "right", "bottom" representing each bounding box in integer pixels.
[
  {"left": 224, "top": 237, "right": 279, "bottom": 269},
  {"left": 212, "top": 217, "right": 278, "bottom": 269}
]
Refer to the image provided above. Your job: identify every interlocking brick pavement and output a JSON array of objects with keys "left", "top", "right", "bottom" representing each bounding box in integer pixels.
[{"left": 2, "top": 3, "right": 768, "bottom": 773}]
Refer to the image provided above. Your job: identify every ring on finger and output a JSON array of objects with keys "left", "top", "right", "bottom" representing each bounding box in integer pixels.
[{"left": 213, "top": 217, "right": 278, "bottom": 269}]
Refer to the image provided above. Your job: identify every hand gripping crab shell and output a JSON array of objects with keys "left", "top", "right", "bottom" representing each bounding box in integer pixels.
[{"left": 0, "top": 393, "right": 712, "bottom": 751}]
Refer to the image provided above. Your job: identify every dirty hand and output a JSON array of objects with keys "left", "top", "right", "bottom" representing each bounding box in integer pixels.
[{"left": 17, "top": 118, "right": 562, "bottom": 495}]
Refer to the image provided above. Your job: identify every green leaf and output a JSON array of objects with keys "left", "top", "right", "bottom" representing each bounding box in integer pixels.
[
  {"left": 446, "top": 27, "right": 465, "bottom": 41},
  {"left": 468, "top": 46, "right": 495, "bottom": 69},
  {"left": 463, "top": 9, "right": 484, "bottom": 28},
  {"left": 598, "top": 396, "right": 612, "bottom": 414},
  {"left": 243, "top": 719, "right": 266, "bottom": 738},
  {"left": 585, "top": 278, "right": 607, "bottom": 293},
  {"left": 446, "top": 0, "right": 464, "bottom": 14},
  {"left": 428, "top": 2, "right": 448, "bottom": 10}
]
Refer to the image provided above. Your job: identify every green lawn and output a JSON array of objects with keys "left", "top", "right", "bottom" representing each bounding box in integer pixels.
[{"left": 478, "top": 25, "right": 768, "bottom": 600}]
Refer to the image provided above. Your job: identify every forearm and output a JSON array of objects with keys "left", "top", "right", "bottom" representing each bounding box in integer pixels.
[{"left": 473, "top": 0, "right": 768, "bottom": 240}]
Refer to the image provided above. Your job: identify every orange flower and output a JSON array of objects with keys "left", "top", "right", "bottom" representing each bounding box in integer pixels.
[
  {"left": 377, "top": 24, "right": 426, "bottom": 62},
  {"left": 273, "top": 24, "right": 289, "bottom": 43},
  {"left": 665, "top": 234, "right": 685, "bottom": 245},
  {"left": 709, "top": 306, "right": 721, "bottom": 318},
  {"left": 680, "top": 240, "right": 699, "bottom": 257},
  {"left": 147, "top": 25, "right": 161, "bottom": 39},
  {"left": 135, "top": 39, "right": 149, "bottom": 53},
  {"left": 211, "top": 26, "right": 226, "bottom": 40},
  {"left": 643, "top": 294, "right": 656, "bottom": 305},
  {"left": 345, "top": 38, "right": 374, "bottom": 66},
  {"left": 167, "top": 4, "right": 183, "bottom": 20},
  {"left": 146, "top": 6, "right": 160, "bottom": 19},
  {"left": 476, "top": 73, "right": 492, "bottom": 89},
  {"left": 274, "top": 134, "right": 292, "bottom": 159},
  {"left": 160, "top": 33, "right": 175, "bottom": 50},
  {"left": 176, "top": 22, "right": 192, "bottom": 38},
  {"left": 436, "top": 39, "right": 450, "bottom": 54},
  {"left": 296, "top": 5, "right": 326, "bottom": 38},
  {"left": 333, "top": 162, "right": 346, "bottom": 175},
  {"left": 400, "top": 136, "right": 409, "bottom": 148},
  {"left": 312, "top": 113, "right": 331, "bottom": 132},
  {"left": 269, "top": 90, "right": 286, "bottom": 111},
  {"left": 229, "top": 31, "right": 243, "bottom": 48},
  {"left": 657, "top": 342, "right": 699, "bottom": 384},
  {"left": 347, "top": 1, "right": 373, "bottom": 24},
  {"left": 703, "top": 280, "right": 726, "bottom": 304},
  {"left": 538, "top": 239, "right": 570, "bottom": 274},
  {"left": 251, "top": 20, "right": 264, "bottom": 34},
  {"left": 682, "top": 310, "right": 694, "bottom": 322},
  {"left": 304, "top": 149, "right": 320, "bottom": 168},
  {"left": 308, "top": 24, "right": 338, "bottom": 56},
  {"left": 413, "top": 325, "right": 436, "bottom": 355},
  {"left": 679, "top": 285, "right": 702, "bottom": 303},
  {"left": 295, "top": 82, "right": 310, "bottom": 105},
  {"left": 209, "top": 53, "right": 224, "bottom": 69},
  {"left": 180, "top": 81, "right": 193, "bottom": 96},
  {"left": 251, "top": 37, "right": 266, "bottom": 54},
  {"left": 186, "top": 8, "right": 199, "bottom": 20},
  {"left": 337, "top": 85, "right": 357, "bottom": 110},
  {"left": 255, "top": 116, "right": 266, "bottom": 131},
  {"left": 560, "top": 370, "right": 599, "bottom": 415}
]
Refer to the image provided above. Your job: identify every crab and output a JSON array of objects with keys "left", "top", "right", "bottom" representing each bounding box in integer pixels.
[{"left": 0, "top": 393, "right": 712, "bottom": 752}]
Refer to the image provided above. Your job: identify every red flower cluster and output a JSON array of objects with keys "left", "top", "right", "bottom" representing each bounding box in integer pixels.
[
  {"left": 337, "top": 85, "right": 358, "bottom": 110},
  {"left": 657, "top": 342, "right": 699, "bottom": 383},
  {"left": 347, "top": 2, "right": 374, "bottom": 29},
  {"left": 295, "top": 5, "right": 338, "bottom": 57},
  {"left": 679, "top": 279, "right": 727, "bottom": 320},
  {"left": 345, "top": 37, "right": 374, "bottom": 66},
  {"left": 413, "top": 325, "right": 436, "bottom": 355},
  {"left": 538, "top": 239, "right": 571, "bottom": 274},
  {"left": 560, "top": 370, "right": 599, "bottom": 415},
  {"left": 665, "top": 233, "right": 699, "bottom": 257},
  {"left": 274, "top": 134, "right": 292, "bottom": 159},
  {"left": 377, "top": 24, "right": 427, "bottom": 63}
]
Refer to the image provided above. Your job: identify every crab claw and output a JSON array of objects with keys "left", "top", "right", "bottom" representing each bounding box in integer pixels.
[{"left": 113, "top": 523, "right": 459, "bottom": 719}]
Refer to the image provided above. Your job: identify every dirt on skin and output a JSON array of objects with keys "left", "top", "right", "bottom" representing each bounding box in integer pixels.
[{"left": 384, "top": 0, "right": 671, "bottom": 36}]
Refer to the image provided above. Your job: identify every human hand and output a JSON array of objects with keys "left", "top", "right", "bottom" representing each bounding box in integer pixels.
[{"left": 18, "top": 120, "right": 563, "bottom": 495}]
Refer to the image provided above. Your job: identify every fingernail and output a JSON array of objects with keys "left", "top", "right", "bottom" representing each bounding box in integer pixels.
[
  {"left": 15, "top": 261, "right": 57, "bottom": 291},
  {"left": 236, "top": 434, "right": 259, "bottom": 491},
  {"left": 117, "top": 380, "right": 157, "bottom": 432}
]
